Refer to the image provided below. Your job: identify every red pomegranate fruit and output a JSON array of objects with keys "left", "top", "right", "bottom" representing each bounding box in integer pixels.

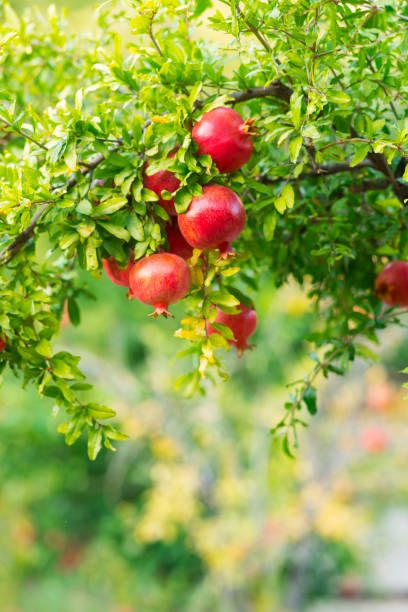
[
  {"left": 178, "top": 184, "right": 246, "bottom": 254},
  {"left": 128, "top": 253, "right": 191, "bottom": 317},
  {"left": 375, "top": 260, "right": 408, "bottom": 307},
  {"left": 0, "top": 336, "right": 6, "bottom": 352},
  {"left": 143, "top": 161, "right": 180, "bottom": 216},
  {"left": 192, "top": 107, "right": 255, "bottom": 173},
  {"left": 102, "top": 253, "right": 134, "bottom": 288},
  {"left": 207, "top": 304, "right": 257, "bottom": 354},
  {"left": 166, "top": 220, "right": 194, "bottom": 260}
]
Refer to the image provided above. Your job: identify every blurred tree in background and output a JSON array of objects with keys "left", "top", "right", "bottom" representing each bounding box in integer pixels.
[{"left": 1, "top": 1, "right": 408, "bottom": 610}]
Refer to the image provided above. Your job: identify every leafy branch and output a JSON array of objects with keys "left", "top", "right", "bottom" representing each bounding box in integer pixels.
[{"left": 272, "top": 307, "right": 406, "bottom": 457}]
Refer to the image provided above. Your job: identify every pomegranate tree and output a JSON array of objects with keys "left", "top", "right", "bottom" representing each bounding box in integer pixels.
[
  {"left": 207, "top": 304, "right": 257, "bottom": 354},
  {"left": 129, "top": 253, "right": 191, "bottom": 317},
  {"left": 375, "top": 261, "right": 408, "bottom": 307},
  {"left": 178, "top": 184, "right": 246, "bottom": 254},
  {"left": 4, "top": 1, "right": 408, "bottom": 460},
  {"left": 192, "top": 107, "right": 255, "bottom": 173}
]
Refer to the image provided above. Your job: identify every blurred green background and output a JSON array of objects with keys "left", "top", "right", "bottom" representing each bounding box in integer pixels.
[{"left": 3, "top": 2, "right": 408, "bottom": 611}]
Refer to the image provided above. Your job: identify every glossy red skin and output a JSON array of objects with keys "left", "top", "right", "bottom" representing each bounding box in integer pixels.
[
  {"left": 166, "top": 220, "right": 194, "bottom": 260},
  {"left": 143, "top": 163, "right": 180, "bottom": 216},
  {"left": 0, "top": 336, "right": 6, "bottom": 352},
  {"left": 375, "top": 260, "right": 408, "bottom": 307},
  {"left": 128, "top": 253, "right": 191, "bottom": 317},
  {"left": 178, "top": 184, "right": 246, "bottom": 252},
  {"left": 102, "top": 254, "right": 134, "bottom": 288},
  {"left": 207, "top": 304, "right": 257, "bottom": 353},
  {"left": 192, "top": 107, "right": 254, "bottom": 173}
]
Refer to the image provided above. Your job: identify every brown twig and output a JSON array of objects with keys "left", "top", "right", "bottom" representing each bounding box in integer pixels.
[
  {"left": 228, "top": 82, "right": 292, "bottom": 105},
  {"left": 258, "top": 160, "right": 374, "bottom": 184},
  {"left": 0, "top": 202, "right": 52, "bottom": 265},
  {"left": 0, "top": 115, "right": 48, "bottom": 151}
]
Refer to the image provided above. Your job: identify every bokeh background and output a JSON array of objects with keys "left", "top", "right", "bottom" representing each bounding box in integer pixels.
[{"left": 3, "top": 2, "right": 408, "bottom": 611}]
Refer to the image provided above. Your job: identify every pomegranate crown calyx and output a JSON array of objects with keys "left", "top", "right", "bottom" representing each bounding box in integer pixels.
[{"left": 239, "top": 117, "right": 259, "bottom": 137}]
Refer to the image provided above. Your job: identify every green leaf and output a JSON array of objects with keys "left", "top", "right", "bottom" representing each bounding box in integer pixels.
[
  {"left": 67, "top": 298, "right": 81, "bottom": 326},
  {"left": 174, "top": 188, "right": 193, "bottom": 214},
  {"left": 88, "top": 428, "right": 103, "bottom": 461},
  {"left": 94, "top": 196, "right": 128, "bottom": 216},
  {"left": 303, "top": 386, "right": 317, "bottom": 415},
  {"left": 65, "top": 139, "right": 77, "bottom": 171},
  {"left": 289, "top": 136, "right": 303, "bottom": 163},
  {"left": 327, "top": 91, "right": 351, "bottom": 105},
  {"left": 88, "top": 404, "right": 117, "bottom": 419},
  {"left": 77, "top": 199, "right": 93, "bottom": 215},
  {"left": 263, "top": 212, "right": 277, "bottom": 241},
  {"left": 98, "top": 221, "right": 130, "bottom": 241},
  {"left": 275, "top": 184, "right": 295, "bottom": 214},
  {"left": 128, "top": 214, "right": 145, "bottom": 240},
  {"left": 36, "top": 338, "right": 53, "bottom": 359},
  {"left": 290, "top": 92, "right": 303, "bottom": 129},
  {"left": 350, "top": 143, "right": 370, "bottom": 167},
  {"left": 208, "top": 290, "right": 240, "bottom": 308},
  {"left": 51, "top": 353, "right": 84, "bottom": 380}
]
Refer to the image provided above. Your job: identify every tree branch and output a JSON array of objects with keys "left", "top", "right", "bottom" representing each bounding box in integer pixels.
[
  {"left": 228, "top": 82, "right": 292, "bottom": 105},
  {"left": 0, "top": 202, "right": 52, "bottom": 265},
  {"left": 350, "top": 178, "right": 390, "bottom": 192},
  {"left": 258, "top": 160, "right": 374, "bottom": 184}
]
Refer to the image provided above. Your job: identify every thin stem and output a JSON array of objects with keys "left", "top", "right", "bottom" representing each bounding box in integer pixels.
[
  {"left": 236, "top": 4, "right": 272, "bottom": 53},
  {"left": 148, "top": 16, "right": 163, "bottom": 57},
  {"left": 0, "top": 115, "right": 48, "bottom": 151},
  {"left": 319, "top": 137, "right": 371, "bottom": 152}
]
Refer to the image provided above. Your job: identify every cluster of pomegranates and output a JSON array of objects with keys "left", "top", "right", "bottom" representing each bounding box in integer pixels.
[
  {"left": 103, "top": 106, "right": 257, "bottom": 352},
  {"left": 100, "top": 108, "right": 408, "bottom": 356}
]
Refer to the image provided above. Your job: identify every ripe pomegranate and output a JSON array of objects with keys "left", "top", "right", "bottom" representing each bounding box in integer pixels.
[
  {"left": 143, "top": 157, "right": 180, "bottom": 216},
  {"left": 166, "top": 220, "right": 194, "bottom": 260},
  {"left": 0, "top": 336, "right": 6, "bottom": 352},
  {"left": 375, "top": 260, "right": 408, "bottom": 307},
  {"left": 192, "top": 107, "right": 255, "bottom": 173},
  {"left": 178, "top": 184, "right": 246, "bottom": 254},
  {"left": 207, "top": 304, "right": 257, "bottom": 354},
  {"left": 102, "top": 253, "right": 134, "bottom": 288},
  {"left": 129, "top": 253, "right": 191, "bottom": 317}
]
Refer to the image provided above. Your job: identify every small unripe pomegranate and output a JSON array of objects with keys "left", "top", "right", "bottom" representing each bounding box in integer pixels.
[
  {"left": 166, "top": 220, "right": 194, "bottom": 260},
  {"left": 178, "top": 184, "right": 246, "bottom": 254},
  {"left": 0, "top": 336, "right": 6, "bottom": 352},
  {"left": 192, "top": 107, "right": 255, "bottom": 173},
  {"left": 207, "top": 304, "right": 257, "bottom": 354},
  {"left": 375, "top": 260, "right": 408, "bottom": 307},
  {"left": 102, "top": 254, "right": 134, "bottom": 288},
  {"left": 129, "top": 253, "right": 191, "bottom": 317},
  {"left": 143, "top": 162, "right": 180, "bottom": 216}
]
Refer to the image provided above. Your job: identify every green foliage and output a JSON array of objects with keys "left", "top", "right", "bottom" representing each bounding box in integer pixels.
[{"left": 1, "top": 0, "right": 408, "bottom": 457}]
